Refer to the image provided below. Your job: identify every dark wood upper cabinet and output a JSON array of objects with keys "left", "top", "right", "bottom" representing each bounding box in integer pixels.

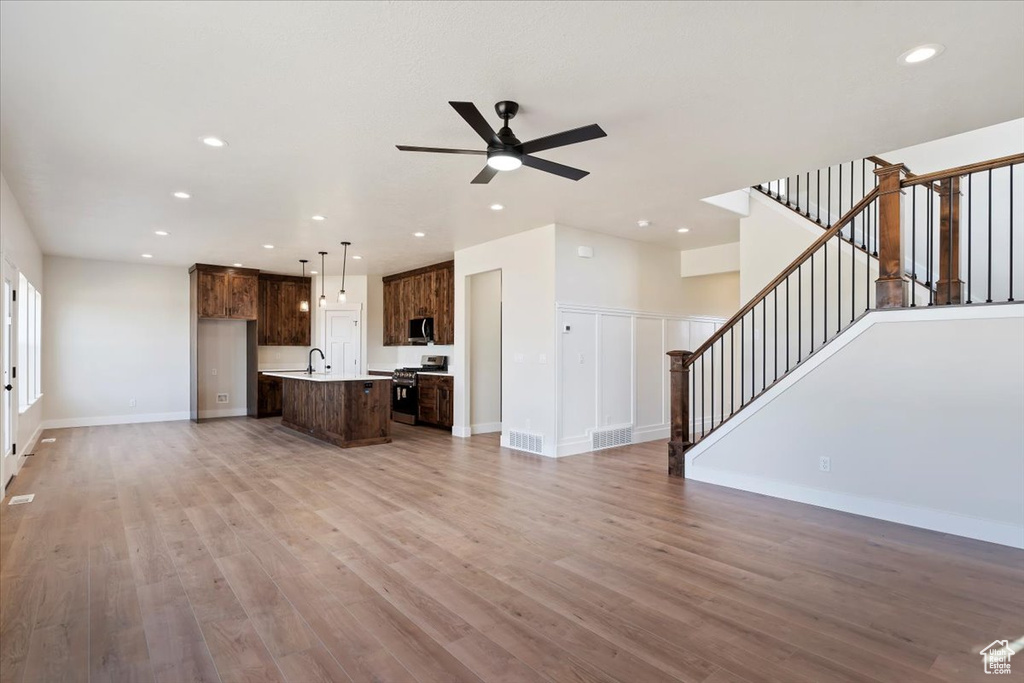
[
  {"left": 191, "top": 264, "right": 259, "bottom": 320},
  {"left": 257, "top": 273, "right": 311, "bottom": 346},
  {"left": 382, "top": 260, "right": 454, "bottom": 346}
]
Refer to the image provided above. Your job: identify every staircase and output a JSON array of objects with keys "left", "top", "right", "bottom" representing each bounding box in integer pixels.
[{"left": 667, "top": 152, "right": 1024, "bottom": 476}]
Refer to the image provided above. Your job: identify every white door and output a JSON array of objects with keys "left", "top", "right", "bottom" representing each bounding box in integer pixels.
[
  {"left": 1, "top": 266, "right": 16, "bottom": 493},
  {"left": 325, "top": 309, "right": 361, "bottom": 376}
]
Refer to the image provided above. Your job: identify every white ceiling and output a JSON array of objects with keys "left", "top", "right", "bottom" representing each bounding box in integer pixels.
[{"left": 1, "top": 1, "right": 1022, "bottom": 276}]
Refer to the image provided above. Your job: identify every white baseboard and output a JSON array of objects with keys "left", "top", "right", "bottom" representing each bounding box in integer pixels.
[
  {"left": 43, "top": 411, "right": 192, "bottom": 429},
  {"left": 451, "top": 425, "right": 472, "bottom": 438},
  {"left": 556, "top": 423, "right": 671, "bottom": 458},
  {"left": 2, "top": 421, "right": 42, "bottom": 499},
  {"left": 471, "top": 422, "right": 502, "bottom": 435},
  {"left": 688, "top": 466, "right": 1024, "bottom": 549},
  {"left": 198, "top": 407, "right": 247, "bottom": 420}
]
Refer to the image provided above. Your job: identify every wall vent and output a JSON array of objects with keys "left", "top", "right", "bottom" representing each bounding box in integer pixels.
[
  {"left": 508, "top": 430, "right": 544, "bottom": 455},
  {"left": 216, "top": 393, "right": 229, "bottom": 404},
  {"left": 592, "top": 425, "right": 633, "bottom": 451}
]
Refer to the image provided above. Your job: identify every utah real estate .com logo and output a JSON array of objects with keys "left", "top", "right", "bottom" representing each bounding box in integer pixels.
[{"left": 980, "top": 640, "right": 1015, "bottom": 675}]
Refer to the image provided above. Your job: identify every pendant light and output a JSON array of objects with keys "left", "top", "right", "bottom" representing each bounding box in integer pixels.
[
  {"left": 298, "top": 259, "right": 310, "bottom": 312},
  {"left": 317, "top": 251, "right": 328, "bottom": 308},
  {"left": 337, "top": 241, "right": 351, "bottom": 303}
]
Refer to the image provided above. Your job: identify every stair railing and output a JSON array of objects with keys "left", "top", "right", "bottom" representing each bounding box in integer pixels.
[{"left": 668, "top": 152, "right": 1023, "bottom": 476}]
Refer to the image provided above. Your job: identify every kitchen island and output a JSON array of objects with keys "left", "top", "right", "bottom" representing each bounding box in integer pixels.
[{"left": 262, "top": 372, "right": 391, "bottom": 448}]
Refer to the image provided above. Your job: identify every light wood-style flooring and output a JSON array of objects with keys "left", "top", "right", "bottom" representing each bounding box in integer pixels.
[{"left": 1, "top": 418, "right": 1021, "bottom": 683}]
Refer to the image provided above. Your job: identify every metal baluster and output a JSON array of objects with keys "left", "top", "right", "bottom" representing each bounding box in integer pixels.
[
  {"left": 839, "top": 164, "right": 843, "bottom": 227},
  {"left": 967, "top": 174, "right": 973, "bottom": 303},
  {"left": 720, "top": 336, "right": 725, "bottom": 426},
  {"left": 850, "top": 161, "right": 855, "bottom": 219},
  {"left": 866, "top": 198, "right": 871, "bottom": 309},
  {"left": 730, "top": 328, "right": 735, "bottom": 415},
  {"left": 816, "top": 169, "right": 821, "bottom": 223},
  {"left": 837, "top": 231, "right": 842, "bottom": 334},
  {"left": 947, "top": 177, "right": 954, "bottom": 304},
  {"left": 805, "top": 172, "right": 811, "bottom": 217},
  {"left": 988, "top": 168, "right": 993, "bottom": 303},
  {"left": 911, "top": 188, "right": 917, "bottom": 307},
  {"left": 761, "top": 301, "right": 766, "bottom": 393},
  {"left": 928, "top": 188, "right": 934, "bottom": 305},
  {"left": 851, "top": 214, "right": 856, "bottom": 322},
  {"left": 810, "top": 254, "right": 815, "bottom": 353},
  {"left": 1010, "top": 166, "right": 1015, "bottom": 302},
  {"left": 796, "top": 174, "right": 800, "bottom": 213},
  {"left": 740, "top": 317, "right": 744, "bottom": 407},
  {"left": 786, "top": 277, "right": 791, "bottom": 372},
  {"left": 824, "top": 234, "right": 828, "bottom": 344},
  {"left": 861, "top": 160, "right": 867, "bottom": 247},
  {"left": 774, "top": 287, "right": 779, "bottom": 382},
  {"left": 828, "top": 166, "right": 832, "bottom": 228},
  {"left": 797, "top": 266, "right": 802, "bottom": 362}
]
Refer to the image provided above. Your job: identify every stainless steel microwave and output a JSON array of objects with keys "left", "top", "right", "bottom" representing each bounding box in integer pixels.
[{"left": 408, "top": 317, "right": 434, "bottom": 344}]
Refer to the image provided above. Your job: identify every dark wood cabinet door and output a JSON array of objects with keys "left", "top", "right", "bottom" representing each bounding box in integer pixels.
[
  {"left": 435, "top": 266, "right": 454, "bottom": 344},
  {"left": 417, "top": 380, "right": 439, "bottom": 425},
  {"left": 257, "top": 373, "right": 283, "bottom": 417},
  {"left": 229, "top": 273, "right": 258, "bottom": 319},
  {"left": 198, "top": 271, "right": 229, "bottom": 318},
  {"left": 382, "top": 260, "right": 454, "bottom": 347},
  {"left": 438, "top": 386, "right": 452, "bottom": 428}
]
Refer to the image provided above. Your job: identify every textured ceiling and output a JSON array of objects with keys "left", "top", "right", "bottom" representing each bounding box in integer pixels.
[{"left": 1, "top": 1, "right": 1022, "bottom": 276}]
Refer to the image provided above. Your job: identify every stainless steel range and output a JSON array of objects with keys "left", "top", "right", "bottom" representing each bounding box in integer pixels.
[{"left": 391, "top": 355, "right": 448, "bottom": 424}]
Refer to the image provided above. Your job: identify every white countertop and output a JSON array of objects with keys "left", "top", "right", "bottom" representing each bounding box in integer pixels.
[
  {"left": 262, "top": 371, "right": 390, "bottom": 383},
  {"left": 259, "top": 368, "right": 306, "bottom": 373},
  {"left": 416, "top": 371, "right": 453, "bottom": 376}
]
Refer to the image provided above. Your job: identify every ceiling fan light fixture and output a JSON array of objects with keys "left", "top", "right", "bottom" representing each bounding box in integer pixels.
[{"left": 486, "top": 151, "right": 522, "bottom": 172}]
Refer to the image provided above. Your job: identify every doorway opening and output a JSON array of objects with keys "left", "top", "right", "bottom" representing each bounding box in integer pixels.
[{"left": 468, "top": 269, "right": 502, "bottom": 434}]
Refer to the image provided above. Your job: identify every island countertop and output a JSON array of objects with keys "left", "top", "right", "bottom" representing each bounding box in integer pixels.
[{"left": 262, "top": 371, "right": 390, "bottom": 383}]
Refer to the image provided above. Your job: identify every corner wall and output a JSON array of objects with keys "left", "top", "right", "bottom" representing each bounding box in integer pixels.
[
  {"left": 0, "top": 174, "right": 44, "bottom": 493},
  {"left": 42, "top": 256, "right": 190, "bottom": 427},
  {"left": 454, "top": 225, "right": 557, "bottom": 453}
]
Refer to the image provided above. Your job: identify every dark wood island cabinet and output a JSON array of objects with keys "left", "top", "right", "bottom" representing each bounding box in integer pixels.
[{"left": 265, "top": 372, "right": 392, "bottom": 448}]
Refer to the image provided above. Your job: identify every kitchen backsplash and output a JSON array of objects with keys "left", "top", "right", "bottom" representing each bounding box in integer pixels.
[
  {"left": 259, "top": 344, "right": 456, "bottom": 373},
  {"left": 258, "top": 345, "right": 311, "bottom": 370}
]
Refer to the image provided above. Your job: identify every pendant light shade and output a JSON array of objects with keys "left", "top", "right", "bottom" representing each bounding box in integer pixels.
[
  {"left": 337, "top": 241, "right": 351, "bottom": 303},
  {"left": 298, "top": 259, "right": 310, "bottom": 312},
  {"left": 318, "top": 251, "right": 328, "bottom": 309}
]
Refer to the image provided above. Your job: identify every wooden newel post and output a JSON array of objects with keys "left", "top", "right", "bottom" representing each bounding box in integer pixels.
[
  {"left": 936, "top": 177, "right": 963, "bottom": 304},
  {"left": 874, "top": 163, "right": 906, "bottom": 309},
  {"left": 667, "top": 350, "right": 693, "bottom": 477}
]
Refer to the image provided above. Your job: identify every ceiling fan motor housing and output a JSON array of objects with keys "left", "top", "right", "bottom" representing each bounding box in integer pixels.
[{"left": 494, "top": 100, "right": 519, "bottom": 121}]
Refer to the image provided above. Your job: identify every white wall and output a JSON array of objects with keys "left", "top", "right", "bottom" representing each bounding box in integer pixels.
[
  {"left": 197, "top": 319, "right": 247, "bottom": 418},
  {"left": 42, "top": 257, "right": 190, "bottom": 427},
  {"left": 687, "top": 306, "right": 1024, "bottom": 548},
  {"left": 680, "top": 242, "right": 740, "bottom": 278},
  {"left": 0, "top": 174, "right": 44, "bottom": 494},
  {"left": 468, "top": 270, "right": 501, "bottom": 433},
  {"left": 454, "top": 225, "right": 556, "bottom": 450}
]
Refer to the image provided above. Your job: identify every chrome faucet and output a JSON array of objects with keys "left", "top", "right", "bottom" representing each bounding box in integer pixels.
[{"left": 306, "top": 348, "right": 325, "bottom": 374}]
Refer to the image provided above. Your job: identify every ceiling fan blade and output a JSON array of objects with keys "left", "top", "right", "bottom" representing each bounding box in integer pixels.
[
  {"left": 449, "top": 101, "right": 499, "bottom": 145},
  {"left": 471, "top": 165, "right": 499, "bottom": 184},
  {"left": 520, "top": 124, "right": 606, "bottom": 155},
  {"left": 396, "top": 145, "right": 485, "bottom": 155},
  {"left": 521, "top": 155, "right": 589, "bottom": 181}
]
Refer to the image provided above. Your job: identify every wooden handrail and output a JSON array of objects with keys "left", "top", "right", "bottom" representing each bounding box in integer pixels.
[
  {"left": 900, "top": 153, "right": 1024, "bottom": 188},
  {"left": 685, "top": 187, "right": 880, "bottom": 365}
]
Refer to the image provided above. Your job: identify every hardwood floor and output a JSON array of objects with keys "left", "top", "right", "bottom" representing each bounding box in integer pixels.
[{"left": 1, "top": 418, "right": 1021, "bottom": 683}]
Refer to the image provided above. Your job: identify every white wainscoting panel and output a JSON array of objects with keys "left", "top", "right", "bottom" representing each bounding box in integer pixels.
[{"left": 556, "top": 304, "right": 724, "bottom": 457}]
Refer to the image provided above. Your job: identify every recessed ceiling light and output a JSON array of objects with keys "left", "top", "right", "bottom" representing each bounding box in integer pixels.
[
  {"left": 677, "top": 228, "right": 690, "bottom": 233},
  {"left": 310, "top": 270, "right": 318, "bottom": 274},
  {"left": 233, "top": 263, "right": 243, "bottom": 267},
  {"left": 141, "top": 254, "right": 153, "bottom": 259},
  {"left": 637, "top": 220, "right": 651, "bottom": 228},
  {"left": 154, "top": 230, "right": 169, "bottom": 236},
  {"left": 413, "top": 232, "right": 426, "bottom": 237},
  {"left": 263, "top": 244, "right": 274, "bottom": 249},
  {"left": 899, "top": 44, "right": 944, "bottom": 65},
  {"left": 352, "top": 255, "right": 362, "bottom": 260},
  {"left": 490, "top": 204, "right": 504, "bottom": 211},
  {"left": 311, "top": 215, "right": 326, "bottom": 221},
  {"left": 173, "top": 191, "right": 191, "bottom": 199},
  {"left": 200, "top": 136, "right": 227, "bottom": 147}
]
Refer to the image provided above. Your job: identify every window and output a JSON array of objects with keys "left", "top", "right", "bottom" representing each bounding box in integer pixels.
[{"left": 16, "top": 273, "right": 41, "bottom": 412}]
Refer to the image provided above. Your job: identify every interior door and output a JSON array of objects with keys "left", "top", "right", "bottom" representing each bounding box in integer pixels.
[
  {"left": 1, "top": 265, "right": 17, "bottom": 492},
  {"left": 325, "top": 309, "right": 361, "bottom": 376}
]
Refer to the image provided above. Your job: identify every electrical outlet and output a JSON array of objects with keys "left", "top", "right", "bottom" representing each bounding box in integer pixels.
[
  {"left": 514, "top": 353, "right": 525, "bottom": 363},
  {"left": 216, "top": 393, "right": 229, "bottom": 404},
  {"left": 538, "top": 354, "right": 547, "bottom": 364},
  {"left": 818, "top": 456, "right": 831, "bottom": 473},
  {"left": 211, "top": 368, "right": 218, "bottom": 376},
  {"left": 129, "top": 398, "right": 137, "bottom": 407},
  {"left": 578, "top": 353, "right": 585, "bottom": 364}
]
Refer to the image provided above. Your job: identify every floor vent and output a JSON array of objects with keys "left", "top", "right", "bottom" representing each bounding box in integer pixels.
[
  {"left": 592, "top": 425, "right": 633, "bottom": 451},
  {"left": 508, "top": 430, "right": 544, "bottom": 455},
  {"left": 41, "top": 438, "right": 56, "bottom": 443},
  {"left": 8, "top": 494, "right": 35, "bottom": 506}
]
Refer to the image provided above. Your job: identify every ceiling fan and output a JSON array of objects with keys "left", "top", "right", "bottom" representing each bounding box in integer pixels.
[{"left": 396, "top": 101, "right": 606, "bottom": 184}]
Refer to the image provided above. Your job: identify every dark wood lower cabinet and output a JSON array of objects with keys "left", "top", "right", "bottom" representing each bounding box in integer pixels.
[
  {"left": 280, "top": 377, "right": 392, "bottom": 448},
  {"left": 417, "top": 374, "right": 453, "bottom": 429},
  {"left": 257, "top": 373, "right": 284, "bottom": 417}
]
